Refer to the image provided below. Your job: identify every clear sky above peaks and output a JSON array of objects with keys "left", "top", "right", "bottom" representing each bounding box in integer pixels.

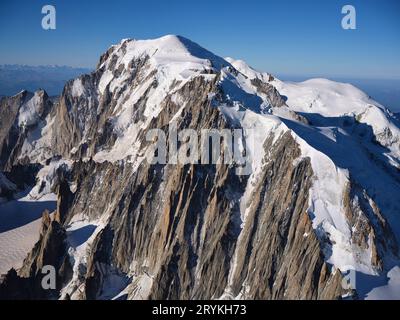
[{"left": 0, "top": 0, "right": 399, "bottom": 79}]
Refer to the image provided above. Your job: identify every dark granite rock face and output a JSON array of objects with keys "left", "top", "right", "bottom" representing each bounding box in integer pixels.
[
  {"left": 0, "top": 211, "right": 70, "bottom": 299},
  {"left": 3, "top": 37, "right": 398, "bottom": 300},
  {"left": 1, "top": 74, "right": 342, "bottom": 300},
  {"left": 0, "top": 90, "right": 52, "bottom": 170},
  {"left": 225, "top": 132, "right": 342, "bottom": 299},
  {"left": 251, "top": 78, "right": 286, "bottom": 108}
]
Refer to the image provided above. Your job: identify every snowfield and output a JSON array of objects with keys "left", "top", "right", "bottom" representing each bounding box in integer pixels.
[
  {"left": 0, "top": 192, "right": 56, "bottom": 275},
  {"left": 1, "top": 35, "right": 399, "bottom": 300},
  {"left": 224, "top": 57, "right": 400, "bottom": 299}
]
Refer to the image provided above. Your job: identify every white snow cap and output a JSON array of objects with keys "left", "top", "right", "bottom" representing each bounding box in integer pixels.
[{"left": 100, "top": 34, "right": 229, "bottom": 74}]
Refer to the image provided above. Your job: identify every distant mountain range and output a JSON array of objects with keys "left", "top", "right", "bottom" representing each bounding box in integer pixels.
[
  {"left": 2, "top": 64, "right": 398, "bottom": 114},
  {"left": 0, "top": 65, "right": 91, "bottom": 96}
]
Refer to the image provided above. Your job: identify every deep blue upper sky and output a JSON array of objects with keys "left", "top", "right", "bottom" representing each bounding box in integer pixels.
[{"left": 0, "top": 0, "right": 399, "bottom": 79}]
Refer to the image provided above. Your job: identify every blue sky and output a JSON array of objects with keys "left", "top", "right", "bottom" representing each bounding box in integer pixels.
[{"left": 0, "top": 0, "right": 399, "bottom": 79}]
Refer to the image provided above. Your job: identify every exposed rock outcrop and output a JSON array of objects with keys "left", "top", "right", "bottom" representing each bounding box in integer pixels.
[{"left": 1, "top": 35, "right": 399, "bottom": 300}]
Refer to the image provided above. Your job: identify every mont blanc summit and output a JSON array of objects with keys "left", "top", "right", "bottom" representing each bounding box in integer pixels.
[{"left": 0, "top": 35, "right": 399, "bottom": 300}]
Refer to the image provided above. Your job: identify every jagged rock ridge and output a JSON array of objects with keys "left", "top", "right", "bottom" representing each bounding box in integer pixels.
[{"left": 1, "top": 35, "right": 399, "bottom": 300}]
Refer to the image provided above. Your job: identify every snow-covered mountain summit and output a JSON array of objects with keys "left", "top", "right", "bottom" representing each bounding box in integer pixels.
[{"left": 0, "top": 35, "right": 399, "bottom": 300}]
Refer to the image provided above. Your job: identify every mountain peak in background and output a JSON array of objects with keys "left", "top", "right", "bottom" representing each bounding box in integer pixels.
[{"left": 0, "top": 64, "right": 91, "bottom": 96}]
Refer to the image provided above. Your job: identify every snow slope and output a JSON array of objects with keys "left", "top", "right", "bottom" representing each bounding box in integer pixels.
[
  {"left": 0, "top": 192, "right": 56, "bottom": 275},
  {"left": 1, "top": 36, "right": 399, "bottom": 300},
  {"left": 219, "top": 57, "right": 400, "bottom": 299},
  {"left": 0, "top": 159, "right": 68, "bottom": 275},
  {"left": 90, "top": 35, "right": 230, "bottom": 163},
  {"left": 91, "top": 44, "right": 400, "bottom": 299}
]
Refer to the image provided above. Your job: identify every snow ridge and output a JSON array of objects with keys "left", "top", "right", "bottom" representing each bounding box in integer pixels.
[{"left": 2, "top": 35, "right": 400, "bottom": 299}]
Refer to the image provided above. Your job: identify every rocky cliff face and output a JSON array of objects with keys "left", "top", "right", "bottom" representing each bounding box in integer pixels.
[{"left": 1, "top": 35, "right": 399, "bottom": 300}]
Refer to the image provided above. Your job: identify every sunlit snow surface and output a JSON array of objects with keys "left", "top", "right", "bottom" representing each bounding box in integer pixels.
[
  {"left": 366, "top": 266, "right": 400, "bottom": 300},
  {"left": 1, "top": 36, "right": 399, "bottom": 299},
  {"left": 0, "top": 192, "right": 56, "bottom": 275},
  {"left": 223, "top": 58, "right": 400, "bottom": 299},
  {"left": 0, "top": 160, "right": 68, "bottom": 275}
]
